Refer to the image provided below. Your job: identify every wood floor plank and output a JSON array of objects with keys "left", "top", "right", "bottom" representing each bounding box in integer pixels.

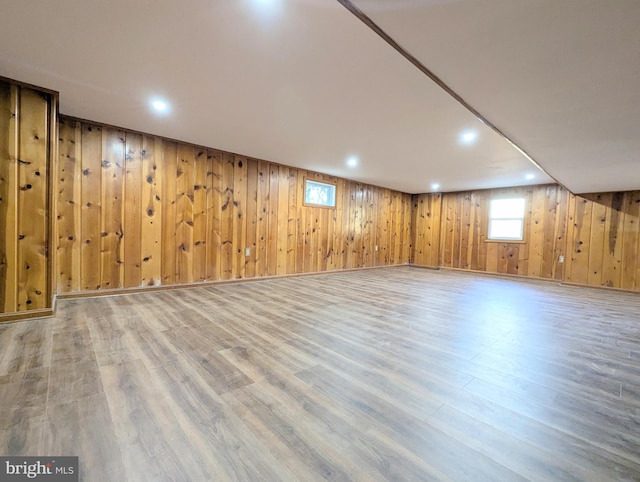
[
  {"left": 0, "top": 366, "right": 49, "bottom": 408},
  {"left": 0, "top": 323, "right": 16, "bottom": 367},
  {"left": 86, "top": 315, "right": 140, "bottom": 367},
  {"left": 42, "top": 393, "right": 127, "bottom": 481},
  {"left": 0, "top": 406, "right": 45, "bottom": 455},
  {"left": 149, "top": 359, "right": 291, "bottom": 481},
  {"left": 232, "top": 369, "right": 446, "bottom": 481},
  {"left": 441, "top": 388, "right": 640, "bottom": 481},
  {"left": 463, "top": 376, "right": 640, "bottom": 465},
  {"left": 100, "top": 360, "right": 218, "bottom": 481},
  {"left": 47, "top": 359, "right": 103, "bottom": 405},
  {"left": 224, "top": 383, "right": 370, "bottom": 481},
  {"left": 1, "top": 266, "right": 640, "bottom": 480},
  {"left": 296, "top": 364, "right": 526, "bottom": 481},
  {"left": 0, "top": 320, "right": 51, "bottom": 375},
  {"left": 428, "top": 404, "right": 596, "bottom": 482}
]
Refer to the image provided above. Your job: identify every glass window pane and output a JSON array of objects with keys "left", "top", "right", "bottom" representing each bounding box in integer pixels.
[
  {"left": 490, "top": 198, "right": 525, "bottom": 219},
  {"left": 305, "top": 180, "right": 336, "bottom": 207},
  {"left": 489, "top": 219, "right": 523, "bottom": 240}
]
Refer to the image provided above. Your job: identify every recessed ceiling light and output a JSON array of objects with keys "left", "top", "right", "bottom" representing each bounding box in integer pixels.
[
  {"left": 250, "top": 0, "right": 283, "bottom": 18},
  {"left": 459, "top": 130, "right": 477, "bottom": 145},
  {"left": 150, "top": 99, "right": 169, "bottom": 114},
  {"left": 525, "top": 173, "right": 535, "bottom": 180},
  {"left": 431, "top": 182, "right": 440, "bottom": 191},
  {"left": 346, "top": 156, "right": 358, "bottom": 168}
]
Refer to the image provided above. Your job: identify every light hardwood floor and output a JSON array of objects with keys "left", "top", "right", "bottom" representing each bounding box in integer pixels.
[{"left": 1, "top": 267, "right": 640, "bottom": 481}]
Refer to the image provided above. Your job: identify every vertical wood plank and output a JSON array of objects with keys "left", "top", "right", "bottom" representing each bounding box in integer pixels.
[
  {"left": 140, "top": 136, "right": 162, "bottom": 286},
  {"left": 161, "top": 141, "right": 178, "bottom": 285},
  {"left": 206, "top": 149, "right": 222, "bottom": 281},
  {"left": 267, "top": 164, "right": 279, "bottom": 276},
  {"left": 276, "top": 165, "right": 289, "bottom": 275},
  {"left": 255, "top": 161, "right": 269, "bottom": 277},
  {"left": 345, "top": 181, "right": 356, "bottom": 269},
  {"left": 587, "top": 194, "right": 608, "bottom": 286},
  {"left": 551, "top": 186, "right": 568, "bottom": 281},
  {"left": 56, "top": 118, "right": 82, "bottom": 293},
  {"left": 80, "top": 124, "right": 102, "bottom": 291},
  {"left": 318, "top": 177, "right": 331, "bottom": 272},
  {"left": 336, "top": 179, "right": 348, "bottom": 269},
  {"left": 540, "top": 186, "right": 557, "bottom": 279},
  {"left": 232, "top": 155, "right": 247, "bottom": 279},
  {"left": 459, "top": 193, "right": 471, "bottom": 269},
  {"left": 441, "top": 195, "right": 454, "bottom": 268},
  {"left": 0, "top": 83, "right": 19, "bottom": 311},
  {"left": 362, "top": 186, "right": 373, "bottom": 267},
  {"left": 563, "top": 192, "right": 577, "bottom": 283},
  {"left": 100, "top": 127, "right": 125, "bottom": 290},
  {"left": 286, "top": 168, "right": 298, "bottom": 274},
  {"left": 295, "top": 170, "right": 306, "bottom": 273},
  {"left": 193, "top": 149, "right": 208, "bottom": 282},
  {"left": 296, "top": 171, "right": 310, "bottom": 273},
  {"left": 601, "top": 192, "right": 624, "bottom": 288},
  {"left": 371, "top": 187, "right": 381, "bottom": 267},
  {"left": 389, "top": 190, "right": 399, "bottom": 266},
  {"left": 245, "top": 158, "right": 258, "bottom": 278},
  {"left": 570, "top": 195, "right": 592, "bottom": 285},
  {"left": 402, "top": 193, "right": 412, "bottom": 264},
  {"left": 451, "top": 195, "right": 462, "bottom": 269},
  {"left": 123, "top": 132, "right": 142, "bottom": 288},
  {"left": 309, "top": 186, "right": 320, "bottom": 272},
  {"left": 175, "top": 143, "right": 195, "bottom": 284},
  {"left": 429, "top": 193, "right": 443, "bottom": 267},
  {"left": 469, "top": 192, "right": 485, "bottom": 270},
  {"left": 528, "top": 186, "right": 545, "bottom": 277},
  {"left": 220, "top": 152, "right": 234, "bottom": 279},
  {"left": 410, "top": 195, "right": 422, "bottom": 266},
  {"left": 17, "top": 88, "right": 50, "bottom": 309},
  {"left": 465, "top": 195, "right": 476, "bottom": 270}
]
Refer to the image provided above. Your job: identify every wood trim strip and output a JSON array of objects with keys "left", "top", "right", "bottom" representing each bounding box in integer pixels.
[
  {"left": 427, "top": 265, "right": 640, "bottom": 294},
  {"left": 47, "top": 89, "right": 59, "bottom": 312},
  {"left": 336, "top": 0, "right": 568, "bottom": 192},
  {"left": 56, "top": 264, "right": 410, "bottom": 300},
  {"left": 0, "top": 310, "right": 54, "bottom": 323}
]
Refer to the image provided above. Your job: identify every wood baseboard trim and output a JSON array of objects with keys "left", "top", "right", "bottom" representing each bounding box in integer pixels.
[
  {"left": 56, "top": 264, "right": 410, "bottom": 300},
  {"left": 0, "top": 305, "right": 55, "bottom": 324},
  {"left": 412, "top": 265, "right": 640, "bottom": 294},
  {"left": 560, "top": 280, "right": 640, "bottom": 295},
  {"left": 416, "top": 265, "right": 561, "bottom": 285},
  {"left": 408, "top": 264, "right": 440, "bottom": 271}
]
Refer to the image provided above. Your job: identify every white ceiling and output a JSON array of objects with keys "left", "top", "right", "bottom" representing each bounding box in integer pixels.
[{"left": 1, "top": 0, "right": 637, "bottom": 194}]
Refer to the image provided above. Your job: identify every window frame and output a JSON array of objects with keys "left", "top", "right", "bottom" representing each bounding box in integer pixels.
[
  {"left": 303, "top": 178, "right": 337, "bottom": 209},
  {"left": 487, "top": 197, "right": 526, "bottom": 242}
]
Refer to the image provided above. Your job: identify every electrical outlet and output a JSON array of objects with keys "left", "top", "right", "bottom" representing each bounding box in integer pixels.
[
  {"left": 559, "top": 255, "right": 564, "bottom": 263},
  {"left": 245, "top": 247, "right": 251, "bottom": 257},
  {"left": 375, "top": 245, "right": 379, "bottom": 252}
]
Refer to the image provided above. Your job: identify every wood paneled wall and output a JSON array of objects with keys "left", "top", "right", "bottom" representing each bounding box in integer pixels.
[
  {"left": 565, "top": 191, "right": 640, "bottom": 290},
  {"left": 412, "top": 185, "right": 640, "bottom": 291},
  {"left": 0, "top": 80, "right": 56, "bottom": 314},
  {"left": 56, "top": 117, "right": 412, "bottom": 293}
]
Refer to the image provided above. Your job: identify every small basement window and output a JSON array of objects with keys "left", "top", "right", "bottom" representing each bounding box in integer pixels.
[
  {"left": 488, "top": 198, "right": 525, "bottom": 241},
  {"left": 304, "top": 179, "right": 336, "bottom": 208}
]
